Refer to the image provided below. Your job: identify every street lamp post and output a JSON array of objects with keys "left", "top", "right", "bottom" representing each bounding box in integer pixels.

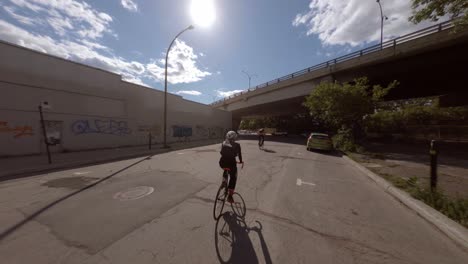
[
  {"left": 241, "top": 70, "right": 257, "bottom": 90},
  {"left": 376, "top": 0, "right": 388, "bottom": 49},
  {"left": 163, "top": 25, "right": 194, "bottom": 148}
]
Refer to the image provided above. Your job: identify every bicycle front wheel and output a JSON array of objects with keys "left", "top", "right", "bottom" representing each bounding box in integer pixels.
[{"left": 213, "top": 186, "right": 227, "bottom": 220}]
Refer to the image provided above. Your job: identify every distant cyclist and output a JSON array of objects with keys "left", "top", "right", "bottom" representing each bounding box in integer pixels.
[
  {"left": 219, "top": 131, "right": 244, "bottom": 203},
  {"left": 258, "top": 128, "right": 265, "bottom": 149}
]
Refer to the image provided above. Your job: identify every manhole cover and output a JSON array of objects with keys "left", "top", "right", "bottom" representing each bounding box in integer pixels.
[{"left": 113, "top": 186, "right": 154, "bottom": 201}]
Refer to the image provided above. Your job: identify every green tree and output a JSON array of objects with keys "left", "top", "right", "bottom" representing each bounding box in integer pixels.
[
  {"left": 303, "top": 78, "right": 397, "bottom": 133},
  {"left": 410, "top": 0, "right": 468, "bottom": 30},
  {"left": 303, "top": 77, "right": 397, "bottom": 150}
]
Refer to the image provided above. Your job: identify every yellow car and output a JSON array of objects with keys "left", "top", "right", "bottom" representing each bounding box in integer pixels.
[{"left": 307, "top": 133, "right": 333, "bottom": 151}]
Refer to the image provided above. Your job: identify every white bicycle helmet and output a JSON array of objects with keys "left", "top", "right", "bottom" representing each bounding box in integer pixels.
[{"left": 226, "top": 130, "right": 238, "bottom": 141}]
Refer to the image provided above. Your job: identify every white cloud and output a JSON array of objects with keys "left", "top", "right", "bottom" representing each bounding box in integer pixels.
[
  {"left": 47, "top": 16, "right": 74, "bottom": 36},
  {"left": 121, "top": 0, "right": 138, "bottom": 12},
  {"left": 176, "top": 90, "right": 202, "bottom": 96},
  {"left": 216, "top": 71, "right": 221, "bottom": 75},
  {"left": 0, "top": 20, "right": 146, "bottom": 85},
  {"left": 146, "top": 39, "right": 211, "bottom": 84},
  {"left": 217, "top": 90, "right": 244, "bottom": 98},
  {"left": 0, "top": 0, "right": 210, "bottom": 87},
  {"left": 3, "top": 6, "right": 35, "bottom": 25},
  {"left": 7, "top": 0, "right": 114, "bottom": 40},
  {"left": 293, "top": 0, "right": 443, "bottom": 46}
]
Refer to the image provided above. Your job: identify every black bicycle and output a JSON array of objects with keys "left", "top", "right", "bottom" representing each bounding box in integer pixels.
[{"left": 213, "top": 165, "right": 246, "bottom": 220}]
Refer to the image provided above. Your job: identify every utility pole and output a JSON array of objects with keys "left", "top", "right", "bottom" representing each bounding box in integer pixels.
[
  {"left": 376, "top": 0, "right": 388, "bottom": 49},
  {"left": 242, "top": 70, "right": 257, "bottom": 90}
]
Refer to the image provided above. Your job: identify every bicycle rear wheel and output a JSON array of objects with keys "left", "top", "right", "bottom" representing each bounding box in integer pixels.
[{"left": 213, "top": 185, "right": 227, "bottom": 220}]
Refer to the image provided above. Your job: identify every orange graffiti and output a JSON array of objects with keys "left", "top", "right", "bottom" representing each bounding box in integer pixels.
[{"left": 0, "top": 121, "right": 34, "bottom": 138}]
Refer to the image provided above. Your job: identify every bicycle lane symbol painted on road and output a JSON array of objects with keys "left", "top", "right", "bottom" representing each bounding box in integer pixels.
[{"left": 296, "top": 178, "right": 316, "bottom": 187}]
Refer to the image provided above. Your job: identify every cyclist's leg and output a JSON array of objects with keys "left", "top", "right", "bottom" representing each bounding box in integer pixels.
[
  {"left": 222, "top": 170, "right": 229, "bottom": 186},
  {"left": 228, "top": 167, "right": 237, "bottom": 191},
  {"left": 227, "top": 166, "right": 237, "bottom": 202}
]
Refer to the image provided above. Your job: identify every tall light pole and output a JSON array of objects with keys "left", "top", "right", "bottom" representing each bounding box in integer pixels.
[
  {"left": 376, "top": 0, "right": 388, "bottom": 49},
  {"left": 241, "top": 70, "right": 257, "bottom": 90},
  {"left": 163, "top": 25, "right": 194, "bottom": 148}
]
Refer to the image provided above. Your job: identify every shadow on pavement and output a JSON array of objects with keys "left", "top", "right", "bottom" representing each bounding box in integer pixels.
[
  {"left": 261, "top": 148, "right": 276, "bottom": 153},
  {"left": 0, "top": 155, "right": 151, "bottom": 241},
  {"left": 215, "top": 212, "right": 272, "bottom": 264},
  {"left": 307, "top": 149, "right": 343, "bottom": 157}
]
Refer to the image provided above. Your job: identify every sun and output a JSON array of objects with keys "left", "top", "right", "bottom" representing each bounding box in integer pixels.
[{"left": 190, "top": 0, "right": 216, "bottom": 28}]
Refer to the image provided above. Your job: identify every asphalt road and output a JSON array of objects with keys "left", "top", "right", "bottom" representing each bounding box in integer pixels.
[{"left": 0, "top": 139, "right": 467, "bottom": 264}]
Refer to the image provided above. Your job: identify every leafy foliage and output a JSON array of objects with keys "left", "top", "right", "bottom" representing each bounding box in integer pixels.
[
  {"left": 239, "top": 114, "right": 321, "bottom": 133},
  {"left": 332, "top": 127, "right": 359, "bottom": 152},
  {"left": 410, "top": 0, "right": 468, "bottom": 30},
  {"left": 366, "top": 102, "right": 468, "bottom": 135},
  {"left": 303, "top": 77, "right": 397, "bottom": 145},
  {"left": 383, "top": 175, "right": 468, "bottom": 228}
]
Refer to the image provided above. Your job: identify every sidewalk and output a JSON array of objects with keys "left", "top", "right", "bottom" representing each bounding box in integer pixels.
[{"left": 0, "top": 139, "right": 222, "bottom": 180}]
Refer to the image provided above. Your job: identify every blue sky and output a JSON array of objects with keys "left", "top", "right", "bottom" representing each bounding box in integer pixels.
[{"left": 0, "top": 0, "right": 440, "bottom": 104}]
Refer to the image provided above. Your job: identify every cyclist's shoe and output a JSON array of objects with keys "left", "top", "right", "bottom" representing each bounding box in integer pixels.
[{"left": 227, "top": 189, "right": 235, "bottom": 203}]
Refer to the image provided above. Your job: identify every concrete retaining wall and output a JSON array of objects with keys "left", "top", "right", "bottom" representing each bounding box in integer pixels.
[{"left": 0, "top": 41, "right": 231, "bottom": 156}]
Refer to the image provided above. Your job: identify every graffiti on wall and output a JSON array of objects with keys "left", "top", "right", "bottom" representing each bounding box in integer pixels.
[
  {"left": 138, "top": 124, "right": 161, "bottom": 136},
  {"left": 172, "top": 125, "right": 192, "bottom": 138},
  {"left": 195, "top": 125, "right": 208, "bottom": 138},
  {"left": 209, "top": 127, "right": 224, "bottom": 139},
  {"left": 0, "top": 121, "right": 34, "bottom": 138},
  {"left": 193, "top": 125, "right": 226, "bottom": 139},
  {"left": 72, "top": 119, "right": 132, "bottom": 136}
]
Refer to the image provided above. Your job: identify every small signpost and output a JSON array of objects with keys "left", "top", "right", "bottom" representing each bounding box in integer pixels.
[
  {"left": 39, "top": 101, "right": 52, "bottom": 164},
  {"left": 430, "top": 140, "right": 438, "bottom": 191}
]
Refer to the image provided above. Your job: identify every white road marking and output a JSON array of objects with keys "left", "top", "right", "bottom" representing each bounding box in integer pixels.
[
  {"left": 177, "top": 152, "right": 185, "bottom": 155},
  {"left": 73, "top": 171, "right": 91, "bottom": 176},
  {"left": 296, "top": 178, "right": 316, "bottom": 187}
]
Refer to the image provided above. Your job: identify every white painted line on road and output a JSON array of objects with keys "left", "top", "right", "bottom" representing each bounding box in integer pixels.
[
  {"left": 296, "top": 178, "right": 316, "bottom": 187},
  {"left": 177, "top": 152, "right": 185, "bottom": 155},
  {"left": 73, "top": 171, "right": 91, "bottom": 176}
]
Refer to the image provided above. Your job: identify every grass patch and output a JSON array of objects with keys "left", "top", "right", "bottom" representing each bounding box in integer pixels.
[
  {"left": 380, "top": 173, "right": 468, "bottom": 228},
  {"left": 348, "top": 150, "right": 468, "bottom": 227}
]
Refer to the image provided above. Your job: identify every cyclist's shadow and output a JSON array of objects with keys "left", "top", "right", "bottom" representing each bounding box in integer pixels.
[{"left": 215, "top": 211, "right": 272, "bottom": 264}]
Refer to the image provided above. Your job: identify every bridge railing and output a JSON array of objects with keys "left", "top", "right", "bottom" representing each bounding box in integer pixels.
[{"left": 211, "top": 19, "right": 455, "bottom": 106}]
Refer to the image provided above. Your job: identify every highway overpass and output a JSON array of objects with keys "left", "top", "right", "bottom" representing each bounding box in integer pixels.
[{"left": 211, "top": 20, "right": 468, "bottom": 128}]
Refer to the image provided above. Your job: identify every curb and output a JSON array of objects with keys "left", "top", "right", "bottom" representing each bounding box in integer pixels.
[{"left": 342, "top": 155, "right": 468, "bottom": 251}]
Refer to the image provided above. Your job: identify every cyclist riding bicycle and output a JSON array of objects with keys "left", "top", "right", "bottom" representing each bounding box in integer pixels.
[
  {"left": 219, "top": 131, "right": 244, "bottom": 203},
  {"left": 258, "top": 128, "right": 265, "bottom": 148}
]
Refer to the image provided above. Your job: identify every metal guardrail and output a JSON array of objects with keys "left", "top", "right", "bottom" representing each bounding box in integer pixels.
[{"left": 211, "top": 19, "right": 454, "bottom": 106}]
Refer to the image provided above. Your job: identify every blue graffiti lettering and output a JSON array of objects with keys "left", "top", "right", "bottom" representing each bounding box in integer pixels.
[
  {"left": 71, "top": 120, "right": 132, "bottom": 136},
  {"left": 172, "top": 126, "right": 192, "bottom": 138}
]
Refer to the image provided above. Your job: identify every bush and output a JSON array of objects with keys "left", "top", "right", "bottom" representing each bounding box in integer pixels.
[
  {"left": 303, "top": 77, "right": 397, "bottom": 145},
  {"left": 332, "top": 127, "right": 359, "bottom": 152},
  {"left": 365, "top": 103, "right": 468, "bottom": 136},
  {"left": 385, "top": 175, "right": 468, "bottom": 228}
]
